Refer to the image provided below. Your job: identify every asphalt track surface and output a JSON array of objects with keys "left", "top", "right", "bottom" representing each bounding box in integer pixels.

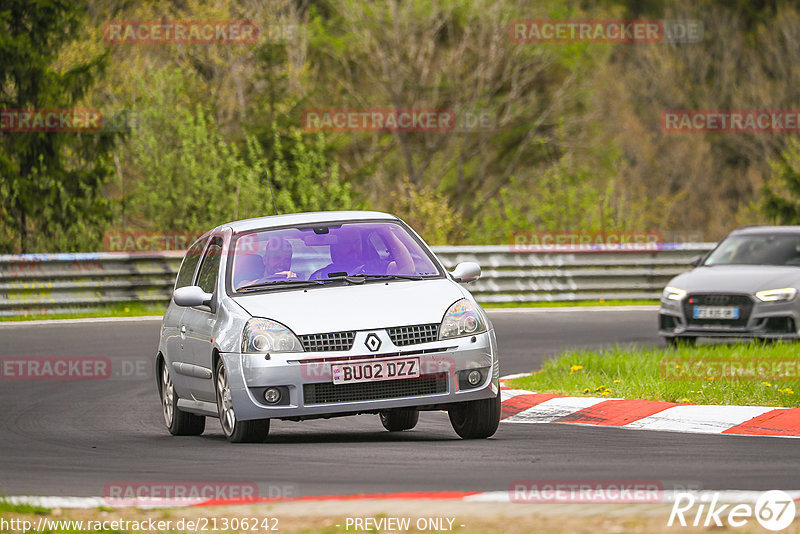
[{"left": 0, "top": 308, "right": 797, "bottom": 498}]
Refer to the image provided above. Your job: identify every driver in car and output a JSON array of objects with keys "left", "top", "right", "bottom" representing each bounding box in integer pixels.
[
  {"left": 238, "top": 237, "right": 297, "bottom": 287},
  {"left": 262, "top": 237, "right": 297, "bottom": 279},
  {"left": 311, "top": 227, "right": 414, "bottom": 279}
]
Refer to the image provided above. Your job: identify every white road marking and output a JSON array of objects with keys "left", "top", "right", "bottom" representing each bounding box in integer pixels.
[
  {"left": 503, "top": 396, "right": 609, "bottom": 423},
  {"left": 623, "top": 405, "right": 783, "bottom": 434}
]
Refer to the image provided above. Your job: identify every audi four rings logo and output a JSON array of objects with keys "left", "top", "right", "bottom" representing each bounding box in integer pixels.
[{"left": 365, "top": 333, "right": 382, "bottom": 352}]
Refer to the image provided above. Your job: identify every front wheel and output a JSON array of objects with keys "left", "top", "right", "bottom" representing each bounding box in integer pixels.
[
  {"left": 448, "top": 391, "right": 501, "bottom": 439},
  {"left": 160, "top": 359, "right": 205, "bottom": 436},
  {"left": 379, "top": 408, "right": 419, "bottom": 431},
  {"left": 215, "top": 359, "right": 269, "bottom": 443}
]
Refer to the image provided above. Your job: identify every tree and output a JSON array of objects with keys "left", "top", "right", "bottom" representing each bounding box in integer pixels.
[
  {"left": 118, "top": 67, "right": 357, "bottom": 234},
  {"left": 0, "top": 0, "right": 117, "bottom": 252},
  {"left": 762, "top": 137, "right": 800, "bottom": 224}
]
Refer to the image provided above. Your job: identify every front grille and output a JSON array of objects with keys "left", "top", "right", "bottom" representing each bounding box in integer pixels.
[
  {"left": 683, "top": 294, "right": 753, "bottom": 327},
  {"left": 386, "top": 324, "right": 439, "bottom": 346},
  {"left": 303, "top": 373, "right": 448, "bottom": 404},
  {"left": 299, "top": 331, "right": 355, "bottom": 352}
]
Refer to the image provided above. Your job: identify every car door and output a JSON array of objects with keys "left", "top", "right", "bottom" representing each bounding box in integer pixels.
[
  {"left": 164, "top": 236, "right": 208, "bottom": 396},
  {"left": 182, "top": 235, "right": 224, "bottom": 402}
]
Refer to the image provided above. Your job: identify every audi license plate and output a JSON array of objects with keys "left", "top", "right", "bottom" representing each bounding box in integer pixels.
[
  {"left": 331, "top": 358, "right": 420, "bottom": 385},
  {"left": 693, "top": 306, "right": 739, "bottom": 320}
]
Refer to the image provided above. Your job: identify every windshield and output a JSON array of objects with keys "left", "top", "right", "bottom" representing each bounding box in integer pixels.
[
  {"left": 704, "top": 234, "right": 800, "bottom": 266},
  {"left": 229, "top": 221, "right": 442, "bottom": 291}
]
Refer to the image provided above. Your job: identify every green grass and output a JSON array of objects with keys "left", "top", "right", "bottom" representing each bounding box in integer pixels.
[
  {"left": 0, "top": 498, "right": 51, "bottom": 515},
  {"left": 0, "top": 302, "right": 166, "bottom": 322},
  {"left": 507, "top": 343, "right": 800, "bottom": 407},
  {"left": 482, "top": 299, "right": 658, "bottom": 308}
]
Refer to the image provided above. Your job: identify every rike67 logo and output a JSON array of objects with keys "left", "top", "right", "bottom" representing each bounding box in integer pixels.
[{"left": 669, "top": 491, "right": 796, "bottom": 531}]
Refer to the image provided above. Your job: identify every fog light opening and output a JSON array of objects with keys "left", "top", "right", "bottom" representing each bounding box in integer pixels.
[
  {"left": 467, "top": 370, "right": 482, "bottom": 386},
  {"left": 264, "top": 387, "right": 282, "bottom": 404}
]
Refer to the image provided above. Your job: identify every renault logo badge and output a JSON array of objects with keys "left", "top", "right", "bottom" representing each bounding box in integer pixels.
[{"left": 365, "top": 333, "right": 382, "bottom": 352}]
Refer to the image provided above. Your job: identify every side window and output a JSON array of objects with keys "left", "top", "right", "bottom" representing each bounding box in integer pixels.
[
  {"left": 196, "top": 237, "right": 224, "bottom": 294},
  {"left": 175, "top": 237, "right": 208, "bottom": 289}
]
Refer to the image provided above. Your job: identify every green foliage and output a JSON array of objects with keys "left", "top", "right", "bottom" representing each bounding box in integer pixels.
[
  {"left": 116, "top": 68, "right": 357, "bottom": 234},
  {"left": 762, "top": 137, "right": 800, "bottom": 224},
  {"left": 0, "top": 0, "right": 117, "bottom": 253},
  {"left": 388, "top": 178, "right": 461, "bottom": 245},
  {"left": 6, "top": 0, "right": 800, "bottom": 252}
]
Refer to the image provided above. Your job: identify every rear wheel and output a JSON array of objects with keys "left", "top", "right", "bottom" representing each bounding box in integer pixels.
[
  {"left": 160, "top": 359, "right": 205, "bottom": 436},
  {"left": 448, "top": 391, "right": 501, "bottom": 439},
  {"left": 379, "top": 408, "right": 419, "bottom": 431},
  {"left": 215, "top": 359, "right": 269, "bottom": 443}
]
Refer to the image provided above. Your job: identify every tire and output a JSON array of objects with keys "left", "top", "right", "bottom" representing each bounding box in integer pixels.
[
  {"left": 448, "top": 390, "right": 501, "bottom": 439},
  {"left": 665, "top": 336, "right": 696, "bottom": 348},
  {"left": 160, "top": 359, "right": 205, "bottom": 436},
  {"left": 214, "top": 359, "right": 269, "bottom": 443},
  {"left": 379, "top": 408, "right": 419, "bottom": 431}
]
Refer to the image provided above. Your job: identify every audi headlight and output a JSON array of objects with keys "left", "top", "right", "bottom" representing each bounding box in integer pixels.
[
  {"left": 755, "top": 287, "right": 798, "bottom": 303},
  {"left": 439, "top": 299, "right": 487, "bottom": 340},
  {"left": 241, "top": 318, "right": 303, "bottom": 353},
  {"left": 663, "top": 286, "right": 687, "bottom": 301}
]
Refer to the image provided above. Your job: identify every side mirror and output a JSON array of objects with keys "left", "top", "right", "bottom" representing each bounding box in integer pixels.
[
  {"left": 173, "top": 286, "right": 213, "bottom": 307},
  {"left": 689, "top": 256, "right": 703, "bottom": 267},
  {"left": 451, "top": 261, "right": 481, "bottom": 283}
]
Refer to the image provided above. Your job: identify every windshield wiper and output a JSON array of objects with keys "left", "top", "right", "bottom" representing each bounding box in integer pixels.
[
  {"left": 236, "top": 279, "right": 331, "bottom": 292},
  {"left": 350, "top": 274, "right": 429, "bottom": 281}
]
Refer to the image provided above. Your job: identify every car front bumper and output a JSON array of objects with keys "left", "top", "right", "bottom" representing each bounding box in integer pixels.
[
  {"left": 221, "top": 329, "right": 499, "bottom": 421},
  {"left": 658, "top": 297, "right": 800, "bottom": 339}
]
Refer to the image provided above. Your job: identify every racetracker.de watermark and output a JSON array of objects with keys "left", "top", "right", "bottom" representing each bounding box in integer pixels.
[
  {"left": 661, "top": 357, "right": 800, "bottom": 381},
  {"left": 662, "top": 109, "right": 800, "bottom": 133},
  {"left": 103, "top": 231, "right": 202, "bottom": 253},
  {"left": 510, "top": 480, "right": 664, "bottom": 503},
  {"left": 302, "top": 109, "right": 456, "bottom": 132},
  {"left": 299, "top": 356, "right": 457, "bottom": 381},
  {"left": 104, "top": 20, "right": 259, "bottom": 44},
  {"left": 1, "top": 357, "right": 111, "bottom": 380},
  {"left": 1, "top": 109, "right": 102, "bottom": 132},
  {"left": 509, "top": 230, "right": 663, "bottom": 252},
  {"left": 509, "top": 19, "right": 702, "bottom": 43},
  {"left": 103, "top": 481, "right": 278, "bottom": 506},
  {"left": 0, "top": 357, "right": 149, "bottom": 381}
]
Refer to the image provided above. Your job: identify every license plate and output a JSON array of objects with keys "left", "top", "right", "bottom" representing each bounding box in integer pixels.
[
  {"left": 693, "top": 306, "right": 739, "bottom": 319},
  {"left": 331, "top": 358, "right": 420, "bottom": 385}
]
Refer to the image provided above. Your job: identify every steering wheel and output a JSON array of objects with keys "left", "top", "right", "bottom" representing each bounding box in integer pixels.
[{"left": 249, "top": 273, "right": 295, "bottom": 284}]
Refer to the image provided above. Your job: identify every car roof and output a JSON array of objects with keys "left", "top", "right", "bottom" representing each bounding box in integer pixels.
[
  {"left": 730, "top": 225, "right": 800, "bottom": 236},
  {"left": 217, "top": 210, "right": 399, "bottom": 234}
]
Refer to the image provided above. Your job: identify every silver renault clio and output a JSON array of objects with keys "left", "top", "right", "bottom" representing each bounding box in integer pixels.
[{"left": 156, "top": 211, "right": 500, "bottom": 442}]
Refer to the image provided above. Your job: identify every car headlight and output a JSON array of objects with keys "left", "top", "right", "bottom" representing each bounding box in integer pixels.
[
  {"left": 439, "top": 299, "right": 487, "bottom": 340},
  {"left": 755, "top": 287, "right": 798, "bottom": 303},
  {"left": 663, "top": 286, "right": 687, "bottom": 301},
  {"left": 241, "top": 318, "right": 303, "bottom": 353}
]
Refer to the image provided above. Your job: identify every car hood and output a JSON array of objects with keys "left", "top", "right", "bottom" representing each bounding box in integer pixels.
[
  {"left": 669, "top": 265, "right": 800, "bottom": 295},
  {"left": 232, "top": 278, "right": 467, "bottom": 334}
]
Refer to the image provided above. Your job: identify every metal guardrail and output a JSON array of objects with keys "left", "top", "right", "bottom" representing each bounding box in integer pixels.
[{"left": 0, "top": 244, "right": 715, "bottom": 316}]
